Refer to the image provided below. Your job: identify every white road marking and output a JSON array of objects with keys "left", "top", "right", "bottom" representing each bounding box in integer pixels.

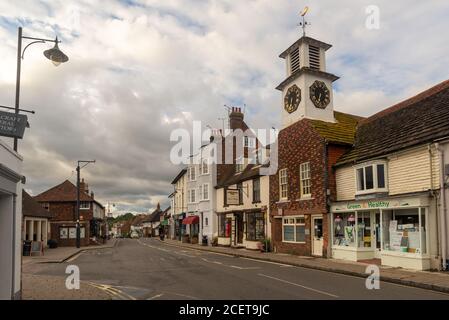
[
  {"left": 241, "top": 257, "right": 293, "bottom": 267},
  {"left": 231, "top": 265, "right": 260, "bottom": 270},
  {"left": 147, "top": 293, "right": 164, "bottom": 300},
  {"left": 258, "top": 273, "right": 339, "bottom": 298}
]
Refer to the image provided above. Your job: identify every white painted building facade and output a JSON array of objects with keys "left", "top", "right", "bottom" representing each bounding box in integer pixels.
[{"left": 0, "top": 139, "right": 23, "bottom": 299}]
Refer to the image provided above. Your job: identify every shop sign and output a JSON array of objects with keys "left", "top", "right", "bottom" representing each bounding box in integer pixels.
[
  {"left": 332, "top": 198, "right": 423, "bottom": 212},
  {"left": 0, "top": 110, "right": 28, "bottom": 139},
  {"left": 226, "top": 189, "right": 240, "bottom": 205}
]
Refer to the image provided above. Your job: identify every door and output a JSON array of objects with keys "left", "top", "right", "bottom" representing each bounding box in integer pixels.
[
  {"left": 236, "top": 214, "right": 244, "bottom": 245},
  {"left": 312, "top": 216, "right": 323, "bottom": 256},
  {"left": 374, "top": 212, "right": 382, "bottom": 258}
]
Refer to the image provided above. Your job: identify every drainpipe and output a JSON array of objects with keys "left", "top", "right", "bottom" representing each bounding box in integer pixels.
[
  {"left": 12, "top": 193, "right": 17, "bottom": 299},
  {"left": 324, "top": 142, "right": 331, "bottom": 258},
  {"left": 436, "top": 142, "right": 447, "bottom": 270}
]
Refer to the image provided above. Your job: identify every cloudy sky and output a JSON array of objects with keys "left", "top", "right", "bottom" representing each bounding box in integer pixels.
[{"left": 0, "top": 0, "right": 448, "bottom": 215}]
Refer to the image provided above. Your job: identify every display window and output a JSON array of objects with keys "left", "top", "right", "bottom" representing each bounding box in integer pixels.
[
  {"left": 382, "top": 208, "right": 427, "bottom": 254},
  {"left": 333, "top": 213, "right": 356, "bottom": 247},
  {"left": 357, "top": 212, "right": 372, "bottom": 248}
]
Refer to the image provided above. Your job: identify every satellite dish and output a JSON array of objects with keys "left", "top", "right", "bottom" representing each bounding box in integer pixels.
[{"left": 300, "top": 6, "right": 309, "bottom": 17}]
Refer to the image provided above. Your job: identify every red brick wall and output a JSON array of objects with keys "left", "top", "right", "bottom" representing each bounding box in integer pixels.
[
  {"left": 50, "top": 221, "right": 90, "bottom": 247},
  {"left": 269, "top": 119, "right": 336, "bottom": 257},
  {"left": 46, "top": 202, "right": 94, "bottom": 222}
]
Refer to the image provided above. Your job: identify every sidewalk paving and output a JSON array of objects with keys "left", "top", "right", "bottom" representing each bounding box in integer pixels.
[
  {"left": 22, "top": 239, "right": 118, "bottom": 264},
  {"left": 161, "top": 238, "right": 449, "bottom": 294}
]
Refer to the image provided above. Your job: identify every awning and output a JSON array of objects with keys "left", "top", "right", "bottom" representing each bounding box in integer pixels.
[{"left": 182, "top": 216, "right": 199, "bottom": 225}]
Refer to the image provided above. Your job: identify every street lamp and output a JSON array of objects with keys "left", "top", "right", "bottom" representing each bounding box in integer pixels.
[
  {"left": 14, "top": 27, "right": 69, "bottom": 151},
  {"left": 76, "top": 160, "right": 96, "bottom": 248}
]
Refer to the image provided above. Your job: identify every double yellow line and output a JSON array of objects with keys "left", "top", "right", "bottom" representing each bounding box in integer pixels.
[{"left": 86, "top": 282, "right": 136, "bottom": 300}]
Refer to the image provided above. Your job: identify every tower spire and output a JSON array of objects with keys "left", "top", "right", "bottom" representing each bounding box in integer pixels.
[{"left": 299, "top": 6, "right": 310, "bottom": 37}]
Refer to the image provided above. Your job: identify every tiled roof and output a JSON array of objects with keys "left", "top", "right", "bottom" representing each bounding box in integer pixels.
[
  {"left": 309, "top": 111, "right": 364, "bottom": 145},
  {"left": 337, "top": 79, "right": 449, "bottom": 165},
  {"left": 171, "top": 169, "right": 187, "bottom": 185},
  {"left": 22, "top": 190, "right": 53, "bottom": 219},
  {"left": 34, "top": 180, "right": 104, "bottom": 208},
  {"left": 216, "top": 163, "right": 270, "bottom": 188}
]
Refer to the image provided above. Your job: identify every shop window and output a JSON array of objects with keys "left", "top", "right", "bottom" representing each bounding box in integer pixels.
[
  {"left": 357, "top": 212, "right": 372, "bottom": 248},
  {"left": 355, "top": 162, "right": 388, "bottom": 195},
  {"left": 218, "top": 215, "right": 232, "bottom": 238},
  {"left": 279, "top": 169, "right": 288, "bottom": 200},
  {"left": 252, "top": 178, "right": 261, "bottom": 203},
  {"left": 333, "top": 213, "right": 356, "bottom": 247},
  {"left": 382, "top": 208, "right": 427, "bottom": 254},
  {"left": 282, "top": 216, "right": 305, "bottom": 243},
  {"left": 299, "top": 162, "right": 311, "bottom": 198},
  {"left": 246, "top": 212, "right": 265, "bottom": 241}
]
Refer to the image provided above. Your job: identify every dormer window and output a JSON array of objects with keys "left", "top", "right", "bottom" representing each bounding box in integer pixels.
[
  {"left": 355, "top": 161, "right": 388, "bottom": 195},
  {"left": 290, "top": 46, "right": 300, "bottom": 74},
  {"left": 308, "top": 45, "right": 320, "bottom": 70}
]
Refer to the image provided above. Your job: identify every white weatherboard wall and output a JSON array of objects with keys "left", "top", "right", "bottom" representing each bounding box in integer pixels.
[
  {"left": 0, "top": 139, "right": 23, "bottom": 300},
  {"left": 336, "top": 145, "right": 440, "bottom": 201}
]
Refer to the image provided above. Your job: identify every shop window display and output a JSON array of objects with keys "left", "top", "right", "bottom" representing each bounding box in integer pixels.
[
  {"left": 333, "top": 213, "right": 356, "bottom": 247},
  {"left": 357, "top": 212, "right": 372, "bottom": 248},
  {"left": 382, "top": 209, "right": 426, "bottom": 254}
]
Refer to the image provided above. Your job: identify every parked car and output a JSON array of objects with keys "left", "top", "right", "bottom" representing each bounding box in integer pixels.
[{"left": 130, "top": 231, "right": 139, "bottom": 239}]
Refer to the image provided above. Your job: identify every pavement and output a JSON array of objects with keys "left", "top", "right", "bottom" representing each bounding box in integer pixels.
[
  {"left": 21, "top": 239, "right": 118, "bottom": 300},
  {"left": 162, "top": 238, "right": 449, "bottom": 294},
  {"left": 21, "top": 238, "right": 449, "bottom": 300},
  {"left": 22, "top": 239, "right": 118, "bottom": 264}
]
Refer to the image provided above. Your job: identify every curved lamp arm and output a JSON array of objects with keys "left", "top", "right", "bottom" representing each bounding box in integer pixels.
[{"left": 21, "top": 40, "right": 46, "bottom": 59}]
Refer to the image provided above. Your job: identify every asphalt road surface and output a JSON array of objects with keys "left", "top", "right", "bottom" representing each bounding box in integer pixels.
[{"left": 26, "top": 238, "right": 449, "bottom": 300}]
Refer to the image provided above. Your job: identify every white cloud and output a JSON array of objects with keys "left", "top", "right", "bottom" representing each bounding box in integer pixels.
[{"left": 0, "top": 0, "right": 448, "bottom": 214}]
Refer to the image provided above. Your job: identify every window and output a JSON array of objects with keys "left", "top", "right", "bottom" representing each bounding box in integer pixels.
[
  {"left": 201, "top": 159, "right": 209, "bottom": 175},
  {"left": 237, "top": 183, "right": 243, "bottom": 205},
  {"left": 290, "top": 46, "right": 300, "bottom": 73},
  {"left": 42, "top": 202, "right": 50, "bottom": 211},
  {"left": 236, "top": 158, "right": 246, "bottom": 173},
  {"left": 198, "top": 186, "right": 203, "bottom": 201},
  {"left": 202, "top": 184, "right": 209, "bottom": 201},
  {"left": 283, "top": 216, "right": 306, "bottom": 243},
  {"left": 244, "top": 136, "right": 256, "bottom": 148},
  {"left": 252, "top": 178, "right": 261, "bottom": 203},
  {"left": 246, "top": 212, "right": 265, "bottom": 241},
  {"left": 279, "top": 169, "right": 288, "bottom": 200},
  {"left": 188, "top": 189, "right": 196, "bottom": 203},
  {"left": 333, "top": 213, "right": 356, "bottom": 247},
  {"left": 189, "top": 166, "right": 196, "bottom": 181},
  {"left": 218, "top": 214, "right": 231, "bottom": 238},
  {"left": 309, "top": 45, "right": 320, "bottom": 70},
  {"left": 355, "top": 162, "right": 387, "bottom": 194},
  {"left": 382, "top": 208, "right": 427, "bottom": 254},
  {"left": 299, "top": 162, "right": 311, "bottom": 197},
  {"left": 205, "top": 217, "right": 209, "bottom": 226},
  {"left": 80, "top": 202, "right": 90, "bottom": 210}
]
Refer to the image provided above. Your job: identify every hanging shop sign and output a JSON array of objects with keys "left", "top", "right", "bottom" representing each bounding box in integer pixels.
[
  {"left": 226, "top": 189, "right": 240, "bottom": 205},
  {"left": 0, "top": 111, "right": 28, "bottom": 139}
]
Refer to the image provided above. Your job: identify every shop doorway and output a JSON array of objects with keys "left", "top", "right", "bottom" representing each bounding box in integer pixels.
[
  {"left": 236, "top": 214, "right": 244, "bottom": 245},
  {"left": 312, "top": 216, "right": 323, "bottom": 256},
  {"left": 374, "top": 212, "right": 382, "bottom": 258}
]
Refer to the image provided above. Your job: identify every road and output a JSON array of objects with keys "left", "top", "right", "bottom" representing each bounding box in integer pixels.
[{"left": 24, "top": 238, "right": 449, "bottom": 300}]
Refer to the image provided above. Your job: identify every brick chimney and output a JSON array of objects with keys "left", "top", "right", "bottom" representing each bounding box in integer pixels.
[
  {"left": 157, "top": 203, "right": 160, "bottom": 211},
  {"left": 79, "top": 178, "right": 89, "bottom": 194},
  {"left": 229, "top": 107, "right": 244, "bottom": 130},
  {"left": 90, "top": 191, "right": 94, "bottom": 199}
]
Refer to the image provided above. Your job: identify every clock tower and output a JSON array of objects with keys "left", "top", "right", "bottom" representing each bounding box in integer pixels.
[{"left": 277, "top": 33, "right": 339, "bottom": 128}]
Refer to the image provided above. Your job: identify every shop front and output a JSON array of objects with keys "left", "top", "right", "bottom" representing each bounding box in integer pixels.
[
  {"left": 331, "top": 195, "right": 435, "bottom": 270},
  {"left": 217, "top": 209, "right": 267, "bottom": 249},
  {"left": 182, "top": 215, "right": 199, "bottom": 244},
  {"left": 173, "top": 213, "right": 185, "bottom": 241}
]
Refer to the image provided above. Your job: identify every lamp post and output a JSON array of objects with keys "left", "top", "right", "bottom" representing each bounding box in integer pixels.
[
  {"left": 14, "top": 26, "right": 69, "bottom": 152},
  {"left": 76, "top": 160, "right": 96, "bottom": 248}
]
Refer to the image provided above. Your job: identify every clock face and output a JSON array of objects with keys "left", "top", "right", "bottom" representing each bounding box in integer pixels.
[
  {"left": 309, "top": 80, "right": 330, "bottom": 109},
  {"left": 284, "top": 85, "right": 301, "bottom": 114}
]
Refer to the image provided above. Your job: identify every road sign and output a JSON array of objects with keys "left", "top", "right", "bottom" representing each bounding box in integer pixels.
[{"left": 0, "top": 110, "right": 28, "bottom": 139}]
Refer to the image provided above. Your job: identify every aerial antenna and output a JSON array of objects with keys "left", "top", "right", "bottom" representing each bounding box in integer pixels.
[{"left": 299, "top": 6, "right": 310, "bottom": 37}]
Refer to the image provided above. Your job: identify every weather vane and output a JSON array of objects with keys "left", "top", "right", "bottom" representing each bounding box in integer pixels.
[{"left": 299, "top": 6, "right": 310, "bottom": 37}]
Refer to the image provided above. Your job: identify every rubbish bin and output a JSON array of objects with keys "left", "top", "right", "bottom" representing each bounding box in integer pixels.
[
  {"left": 202, "top": 235, "right": 208, "bottom": 246},
  {"left": 23, "top": 240, "right": 32, "bottom": 256}
]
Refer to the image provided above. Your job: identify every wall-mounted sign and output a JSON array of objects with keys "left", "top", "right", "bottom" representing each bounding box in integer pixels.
[
  {"left": 226, "top": 189, "right": 240, "bottom": 205},
  {"left": 331, "top": 197, "right": 426, "bottom": 212},
  {"left": 0, "top": 111, "right": 28, "bottom": 139}
]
